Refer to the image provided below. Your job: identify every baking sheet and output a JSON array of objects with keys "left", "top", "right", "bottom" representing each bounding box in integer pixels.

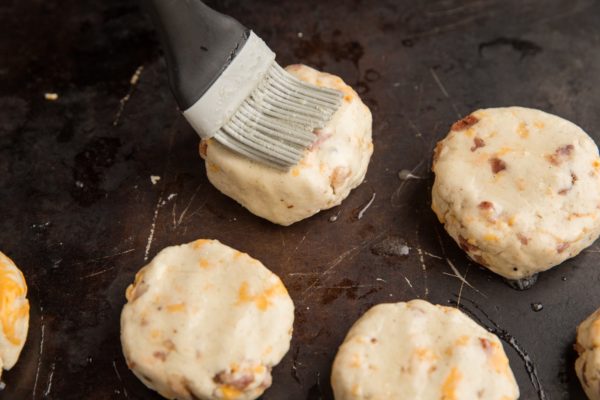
[{"left": 2, "top": 0, "right": 600, "bottom": 398}]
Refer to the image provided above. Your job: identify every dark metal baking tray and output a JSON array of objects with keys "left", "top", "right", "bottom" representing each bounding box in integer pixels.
[{"left": 1, "top": 0, "right": 599, "bottom": 398}]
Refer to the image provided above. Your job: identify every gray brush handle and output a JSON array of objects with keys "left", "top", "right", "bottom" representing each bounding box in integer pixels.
[{"left": 142, "top": 0, "right": 250, "bottom": 109}]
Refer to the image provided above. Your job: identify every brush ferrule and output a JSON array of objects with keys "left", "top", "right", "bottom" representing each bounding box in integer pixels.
[{"left": 183, "top": 31, "right": 275, "bottom": 139}]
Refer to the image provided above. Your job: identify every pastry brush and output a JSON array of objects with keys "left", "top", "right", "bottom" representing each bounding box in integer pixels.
[{"left": 143, "top": 0, "right": 343, "bottom": 169}]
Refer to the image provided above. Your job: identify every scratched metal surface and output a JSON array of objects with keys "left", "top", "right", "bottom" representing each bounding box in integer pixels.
[{"left": 1, "top": 0, "right": 600, "bottom": 398}]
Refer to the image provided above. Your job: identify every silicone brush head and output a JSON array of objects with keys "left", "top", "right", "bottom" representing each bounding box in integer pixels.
[
  {"left": 144, "top": 0, "right": 342, "bottom": 169},
  {"left": 182, "top": 31, "right": 342, "bottom": 170},
  {"left": 213, "top": 63, "right": 343, "bottom": 169}
]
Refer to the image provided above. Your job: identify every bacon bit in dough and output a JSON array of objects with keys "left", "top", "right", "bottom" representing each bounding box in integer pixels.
[
  {"left": 471, "top": 137, "right": 485, "bottom": 152},
  {"left": 489, "top": 157, "right": 507, "bottom": 174},
  {"left": 451, "top": 114, "right": 479, "bottom": 131},
  {"left": 478, "top": 201, "right": 493, "bottom": 210},
  {"left": 458, "top": 235, "right": 479, "bottom": 252},
  {"left": 199, "top": 140, "right": 208, "bottom": 158},
  {"left": 441, "top": 367, "right": 462, "bottom": 400},
  {"left": 473, "top": 254, "right": 488, "bottom": 267},
  {"left": 310, "top": 127, "right": 333, "bottom": 150},
  {"left": 517, "top": 122, "right": 529, "bottom": 138},
  {"left": 479, "top": 338, "right": 509, "bottom": 373},
  {"left": 153, "top": 351, "right": 167, "bottom": 361},
  {"left": 208, "top": 162, "right": 220, "bottom": 173},
  {"left": 214, "top": 370, "right": 255, "bottom": 393},
  {"left": 557, "top": 242, "right": 570, "bottom": 253},
  {"left": 517, "top": 233, "right": 529, "bottom": 245},
  {"left": 547, "top": 144, "right": 574, "bottom": 166}
]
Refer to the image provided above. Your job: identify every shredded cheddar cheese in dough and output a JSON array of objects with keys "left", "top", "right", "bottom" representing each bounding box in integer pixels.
[
  {"left": 220, "top": 385, "right": 243, "bottom": 399},
  {"left": 441, "top": 367, "right": 462, "bottom": 400},
  {"left": 237, "top": 281, "right": 288, "bottom": 311},
  {"left": 0, "top": 253, "right": 29, "bottom": 346}
]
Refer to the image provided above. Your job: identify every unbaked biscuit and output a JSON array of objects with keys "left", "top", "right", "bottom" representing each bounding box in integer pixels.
[
  {"left": 432, "top": 107, "right": 600, "bottom": 280},
  {"left": 331, "top": 300, "right": 519, "bottom": 400},
  {"left": 575, "top": 307, "right": 600, "bottom": 400},
  {"left": 120, "top": 239, "right": 294, "bottom": 400},
  {"left": 200, "top": 64, "right": 373, "bottom": 226},
  {"left": 0, "top": 252, "right": 30, "bottom": 381}
]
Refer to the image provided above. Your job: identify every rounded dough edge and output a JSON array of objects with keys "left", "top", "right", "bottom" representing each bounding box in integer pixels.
[{"left": 201, "top": 64, "right": 373, "bottom": 226}]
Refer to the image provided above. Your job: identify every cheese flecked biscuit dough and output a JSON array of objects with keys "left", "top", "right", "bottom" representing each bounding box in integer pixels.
[
  {"left": 432, "top": 107, "right": 600, "bottom": 279},
  {"left": 575, "top": 307, "right": 600, "bottom": 400},
  {"left": 120, "top": 239, "right": 294, "bottom": 400},
  {"left": 331, "top": 300, "right": 519, "bottom": 400},
  {"left": 0, "top": 252, "right": 30, "bottom": 380},
  {"left": 200, "top": 64, "right": 373, "bottom": 226}
]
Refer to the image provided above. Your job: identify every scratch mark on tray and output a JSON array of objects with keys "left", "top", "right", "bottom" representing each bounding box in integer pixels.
[
  {"left": 173, "top": 184, "right": 203, "bottom": 228},
  {"left": 314, "top": 284, "right": 380, "bottom": 290},
  {"left": 416, "top": 246, "right": 429, "bottom": 297},
  {"left": 452, "top": 298, "right": 546, "bottom": 399},
  {"left": 445, "top": 259, "right": 486, "bottom": 298},
  {"left": 424, "top": 251, "right": 443, "bottom": 259},
  {"left": 357, "top": 192, "right": 376, "bottom": 219},
  {"left": 404, "top": 14, "right": 486, "bottom": 41},
  {"left": 113, "top": 360, "right": 129, "bottom": 398},
  {"left": 426, "top": 0, "right": 498, "bottom": 16},
  {"left": 81, "top": 266, "right": 115, "bottom": 280},
  {"left": 533, "top": 0, "right": 594, "bottom": 25},
  {"left": 113, "top": 65, "right": 144, "bottom": 126},
  {"left": 144, "top": 194, "right": 163, "bottom": 262},
  {"left": 430, "top": 67, "right": 461, "bottom": 118},
  {"left": 43, "top": 362, "right": 56, "bottom": 396},
  {"left": 74, "top": 248, "right": 136, "bottom": 266},
  {"left": 143, "top": 117, "right": 180, "bottom": 261},
  {"left": 285, "top": 234, "right": 308, "bottom": 265},
  {"left": 301, "top": 233, "right": 386, "bottom": 298},
  {"left": 391, "top": 159, "right": 425, "bottom": 207},
  {"left": 32, "top": 312, "right": 45, "bottom": 399}
]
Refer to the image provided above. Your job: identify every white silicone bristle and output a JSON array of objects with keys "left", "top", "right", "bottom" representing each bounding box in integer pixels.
[{"left": 213, "top": 63, "right": 342, "bottom": 169}]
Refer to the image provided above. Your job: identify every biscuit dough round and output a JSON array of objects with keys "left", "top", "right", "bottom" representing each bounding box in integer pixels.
[
  {"left": 331, "top": 300, "right": 519, "bottom": 400},
  {"left": 432, "top": 107, "right": 600, "bottom": 279},
  {"left": 200, "top": 64, "right": 373, "bottom": 226},
  {"left": 120, "top": 239, "right": 294, "bottom": 400},
  {"left": 0, "top": 252, "right": 30, "bottom": 380},
  {"left": 575, "top": 307, "right": 600, "bottom": 400}
]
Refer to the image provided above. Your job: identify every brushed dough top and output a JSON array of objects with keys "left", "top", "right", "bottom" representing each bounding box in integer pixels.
[
  {"left": 201, "top": 64, "right": 373, "bottom": 226},
  {"left": 575, "top": 307, "right": 600, "bottom": 400},
  {"left": 432, "top": 107, "right": 600, "bottom": 279},
  {"left": 331, "top": 300, "right": 519, "bottom": 400},
  {"left": 0, "top": 252, "right": 29, "bottom": 377},
  {"left": 120, "top": 240, "right": 294, "bottom": 400}
]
